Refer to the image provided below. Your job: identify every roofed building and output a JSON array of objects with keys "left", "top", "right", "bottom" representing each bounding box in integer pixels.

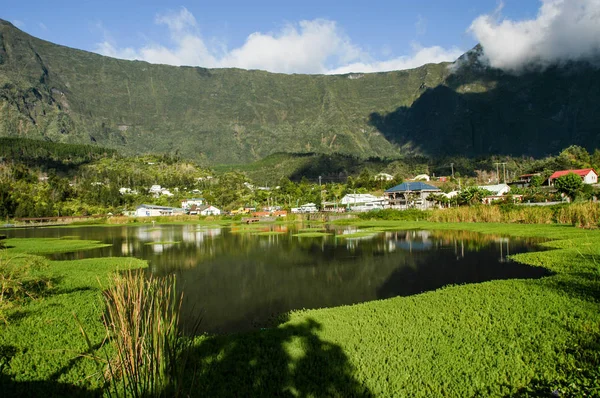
[
  {"left": 385, "top": 182, "right": 441, "bottom": 209},
  {"left": 548, "top": 169, "right": 598, "bottom": 185}
]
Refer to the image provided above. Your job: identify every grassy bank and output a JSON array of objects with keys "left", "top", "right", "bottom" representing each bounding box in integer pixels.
[
  {"left": 0, "top": 239, "right": 146, "bottom": 396},
  {"left": 1, "top": 222, "right": 599, "bottom": 396},
  {"left": 185, "top": 222, "right": 600, "bottom": 396}
]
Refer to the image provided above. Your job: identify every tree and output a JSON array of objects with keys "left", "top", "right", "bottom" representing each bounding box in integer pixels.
[
  {"left": 458, "top": 187, "right": 492, "bottom": 206},
  {"left": 554, "top": 172, "right": 583, "bottom": 201},
  {"left": 529, "top": 175, "right": 544, "bottom": 187}
]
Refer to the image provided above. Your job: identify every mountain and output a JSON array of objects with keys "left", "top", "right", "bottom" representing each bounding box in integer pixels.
[{"left": 1, "top": 19, "right": 599, "bottom": 164}]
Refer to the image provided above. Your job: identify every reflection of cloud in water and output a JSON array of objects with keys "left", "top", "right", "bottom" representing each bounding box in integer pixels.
[
  {"left": 121, "top": 242, "right": 134, "bottom": 255},
  {"left": 182, "top": 227, "right": 222, "bottom": 245},
  {"left": 137, "top": 227, "right": 163, "bottom": 241}
]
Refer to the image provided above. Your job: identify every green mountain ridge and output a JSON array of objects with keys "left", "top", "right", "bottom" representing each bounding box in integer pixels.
[{"left": 1, "top": 19, "right": 599, "bottom": 164}]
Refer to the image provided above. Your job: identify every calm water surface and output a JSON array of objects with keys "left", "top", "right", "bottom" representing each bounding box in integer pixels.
[{"left": 3, "top": 224, "right": 550, "bottom": 333}]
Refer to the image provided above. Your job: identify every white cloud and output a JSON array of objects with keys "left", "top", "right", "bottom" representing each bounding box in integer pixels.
[
  {"left": 94, "top": 7, "right": 462, "bottom": 74},
  {"left": 469, "top": 0, "right": 600, "bottom": 72},
  {"left": 327, "top": 44, "right": 464, "bottom": 74},
  {"left": 12, "top": 20, "right": 25, "bottom": 28}
]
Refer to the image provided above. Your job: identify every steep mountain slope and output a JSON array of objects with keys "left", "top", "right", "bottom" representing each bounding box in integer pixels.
[{"left": 1, "top": 20, "right": 599, "bottom": 164}]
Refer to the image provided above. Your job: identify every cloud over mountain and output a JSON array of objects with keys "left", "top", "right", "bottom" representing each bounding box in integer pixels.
[
  {"left": 95, "top": 7, "right": 461, "bottom": 74},
  {"left": 470, "top": 0, "right": 600, "bottom": 72}
]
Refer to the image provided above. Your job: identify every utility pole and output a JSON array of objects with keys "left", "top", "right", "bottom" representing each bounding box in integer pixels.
[
  {"left": 494, "top": 162, "right": 501, "bottom": 184},
  {"left": 450, "top": 163, "right": 454, "bottom": 179},
  {"left": 318, "top": 176, "right": 322, "bottom": 186},
  {"left": 501, "top": 163, "right": 507, "bottom": 184}
]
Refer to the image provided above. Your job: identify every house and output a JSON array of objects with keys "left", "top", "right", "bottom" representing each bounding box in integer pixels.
[
  {"left": 341, "top": 194, "right": 387, "bottom": 210},
  {"left": 181, "top": 198, "right": 204, "bottom": 209},
  {"left": 375, "top": 173, "right": 394, "bottom": 181},
  {"left": 509, "top": 173, "right": 541, "bottom": 188},
  {"left": 548, "top": 169, "right": 598, "bottom": 185},
  {"left": 149, "top": 185, "right": 162, "bottom": 194},
  {"left": 291, "top": 203, "right": 318, "bottom": 213},
  {"left": 197, "top": 205, "right": 221, "bottom": 216},
  {"left": 412, "top": 174, "right": 430, "bottom": 182},
  {"left": 134, "top": 204, "right": 184, "bottom": 217},
  {"left": 477, "top": 184, "right": 511, "bottom": 204},
  {"left": 385, "top": 182, "right": 441, "bottom": 209},
  {"left": 477, "top": 184, "right": 511, "bottom": 196}
]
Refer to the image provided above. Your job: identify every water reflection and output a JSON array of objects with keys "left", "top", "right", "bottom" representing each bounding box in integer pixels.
[{"left": 1, "top": 224, "right": 550, "bottom": 333}]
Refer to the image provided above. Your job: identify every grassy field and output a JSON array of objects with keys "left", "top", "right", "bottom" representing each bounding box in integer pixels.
[
  {"left": 187, "top": 222, "right": 600, "bottom": 397},
  {"left": 0, "top": 239, "right": 147, "bottom": 397},
  {"left": 1, "top": 222, "right": 599, "bottom": 396}
]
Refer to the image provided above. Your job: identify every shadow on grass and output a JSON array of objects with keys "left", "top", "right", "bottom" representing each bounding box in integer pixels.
[
  {"left": 0, "top": 374, "right": 101, "bottom": 398},
  {"left": 0, "top": 341, "right": 104, "bottom": 398},
  {"left": 183, "top": 317, "right": 372, "bottom": 397},
  {"left": 508, "top": 330, "right": 600, "bottom": 397}
]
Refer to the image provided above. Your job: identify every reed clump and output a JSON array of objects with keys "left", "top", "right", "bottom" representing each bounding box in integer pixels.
[
  {"left": 102, "top": 271, "right": 190, "bottom": 397},
  {"left": 554, "top": 202, "right": 600, "bottom": 229},
  {"left": 427, "top": 203, "right": 599, "bottom": 227}
]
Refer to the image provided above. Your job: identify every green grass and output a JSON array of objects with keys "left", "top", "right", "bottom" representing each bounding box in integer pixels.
[
  {"left": 188, "top": 222, "right": 600, "bottom": 397},
  {"left": 1, "top": 222, "right": 599, "bottom": 396},
  {"left": 3, "top": 238, "right": 111, "bottom": 255},
  {"left": 143, "top": 241, "right": 181, "bottom": 245},
  {"left": 335, "top": 231, "right": 383, "bottom": 239},
  {"left": 292, "top": 232, "right": 333, "bottom": 238},
  {"left": 255, "top": 231, "right": 287, "bottom": 236},
  {"left": 297, "top": 227, "right": 327, "bottom": 233},
  {"left": 0, "top": 238, "right": 146, "bottom": 396}
]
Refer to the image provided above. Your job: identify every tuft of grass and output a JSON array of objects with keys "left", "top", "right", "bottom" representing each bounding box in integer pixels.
[{"left": 101, "top": 271, "right": 191, "bottom": 397}]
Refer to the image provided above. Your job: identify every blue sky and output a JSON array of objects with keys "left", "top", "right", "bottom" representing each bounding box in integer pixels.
[{"left": 4, "top": 1, "right": 598, "bottom": 74}]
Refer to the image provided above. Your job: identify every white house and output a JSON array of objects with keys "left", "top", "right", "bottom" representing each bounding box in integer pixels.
[
  {"left": 477, "top": 183, "right": 511, "bottom": 204},
  {"left": 181, "top": 198, "right": 204, "bottom": 209},
  {"left": 149, "top": 185, "right": 162, "bottom": 195},
  {"left": 548, "top": 169, "right": 598, "bottom": 185},
  {"left": 412, "top": 174, "right": 430, "bottom": 181},
  {"left": 291, "top": 203, "right": 318, "bottom": 213},
  {"left": 341, "top": 194, "right": 387, "bottom": 208},
  {"left": 197, "top": 205, "right": 221, "bottom": 216},
  {"left": 135, "top": 204, "right": 183, "bottom": 217},
  {"left": 477, "top": 184, "right": 511, "bottom": 196},
  {"left": 375, "top": 173, "right": 394, "bottom": 181}
]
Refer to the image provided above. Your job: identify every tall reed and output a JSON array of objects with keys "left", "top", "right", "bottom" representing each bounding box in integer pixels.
[
  {"left": 102, "top": 271, "right": 189, "bottom": 397},
  {"left": 554, "top": 202, "right": 600, "bottom": 228}
]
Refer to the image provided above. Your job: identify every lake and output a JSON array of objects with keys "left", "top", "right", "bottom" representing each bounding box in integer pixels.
[{"left": 2, "top": 223, "right": 550, "bottom": 333}]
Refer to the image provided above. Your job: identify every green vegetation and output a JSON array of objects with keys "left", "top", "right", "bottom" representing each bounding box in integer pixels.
[
  {"left": 3, "top": 237, "right": 111, "bottom": 254},
  {"left": 292, "top": 232, "right": 333, "bottom": 238},
  {"left": 144, "top": 241, "right": 181, "bottom": 246},
  {"left": 2, "top": 21, "right": 600, "bottom": 164},
  {"left": 99, "top": 271, "right": 190, "bottom": 397},
  {"left": 554, "top": 172, "right": 584, "bottom": 200},
  {"left": 0, "top": 239, "right": 146, "bottom": 396},
  {"left": 1, "top": 223, "right": 599, "bottom": 396},
  {"left": 255, "top": 231, "right": 286, "bottom": 236}
]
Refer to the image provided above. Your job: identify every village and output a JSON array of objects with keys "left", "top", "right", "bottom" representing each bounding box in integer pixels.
[{"left": 129, "top": 168, "right": 599, "bottom": 218}]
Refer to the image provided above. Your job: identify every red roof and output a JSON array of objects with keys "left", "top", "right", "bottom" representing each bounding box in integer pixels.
[{"left": 549, "top": 168, "right": 598, "bottom": 180}]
